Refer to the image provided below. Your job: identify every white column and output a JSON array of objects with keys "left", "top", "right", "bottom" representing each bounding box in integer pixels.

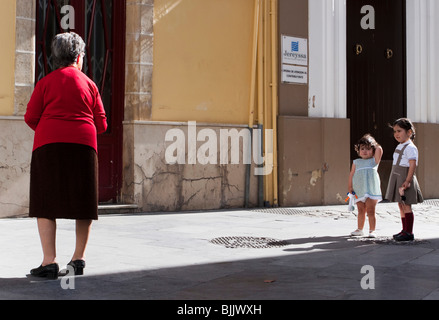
[
  {"left": 308, "top": 0, "right": 346, "bottom": 119},
  {"left": 406, "top": 0, "right": 439, "bottom": 123}
]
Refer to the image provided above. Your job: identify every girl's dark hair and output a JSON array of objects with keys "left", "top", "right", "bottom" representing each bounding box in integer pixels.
[
  {"left": 51, "top": 32, "right": 85, "bottom": 69},
  {"left": 390, "top": 118, "right": 416, "bottom": 140},
  {"left": 354, "top": 134, "right": 380, "bottom": 155}
]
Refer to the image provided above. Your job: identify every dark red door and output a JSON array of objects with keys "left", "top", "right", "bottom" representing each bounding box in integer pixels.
[
  {"left": 36, "top": 0, "right": 125, "bottom": 203},
  {"left": 347, "top": 0, "right": 406, "bottom": 161},
  {"left": 347, "top": 0, "right": 406, "bottom": 194}
]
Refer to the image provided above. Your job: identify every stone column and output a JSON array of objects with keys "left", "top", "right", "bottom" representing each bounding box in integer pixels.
[
  {"left": 14, "top": 0, "right": 36, "bottom": 116},
  {"left": 125, "top": 0, "right": 154, "bottom": 121},
  {"left": 122, "top": 0, "right": 154, "bottom": 206}
]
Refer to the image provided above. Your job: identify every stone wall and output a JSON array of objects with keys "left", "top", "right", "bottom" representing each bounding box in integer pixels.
[
  {"left": 0, "top": 118, "right": 33, "bottom": 218},
  {"left": 0, "top": 1, "right": 36, "bottom": 217},
  {"left": 121, "top": 121, "right": 259, "bottom": 211}
]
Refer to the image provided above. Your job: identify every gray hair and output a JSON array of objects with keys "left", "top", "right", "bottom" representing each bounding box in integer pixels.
[{"left": 51, "top": 32, "right": 85, "bottom": 69}]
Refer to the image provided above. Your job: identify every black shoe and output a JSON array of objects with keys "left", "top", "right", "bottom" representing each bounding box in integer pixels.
[
  {"left": 30, "top": 263, "right": 59, "bottom": 280},
  {"left": 59, "top": 260, "right": 86, "bottom": 276},
  {"left": 394, "top": 231, "right": 414, "bottom": 242},
  {"left": 393, "top": 230, "right": 404, "bottom": 239}
]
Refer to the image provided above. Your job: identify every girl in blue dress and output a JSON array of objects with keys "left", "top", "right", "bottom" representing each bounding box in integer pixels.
[{"left": 348, "top": 134, "right": 383, "bottom": 238}]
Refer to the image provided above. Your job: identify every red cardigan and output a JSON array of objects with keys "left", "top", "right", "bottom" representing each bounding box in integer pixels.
[{"left": 25, "top": 67, "right": 107, "bottom": 152}]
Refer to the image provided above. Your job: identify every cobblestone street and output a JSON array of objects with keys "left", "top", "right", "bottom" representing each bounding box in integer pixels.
[{"left": 254, "top": 200, "right": 439, "bottom": 225}]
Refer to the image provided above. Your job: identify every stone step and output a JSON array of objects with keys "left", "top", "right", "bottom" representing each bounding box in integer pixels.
[{"left": 98, "top": 204, "right": 139, "bottom": 214}]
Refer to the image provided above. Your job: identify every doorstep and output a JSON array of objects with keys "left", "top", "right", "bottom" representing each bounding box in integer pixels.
[{"left": 98, "top": 204, "right": 139, "bottom": 214}]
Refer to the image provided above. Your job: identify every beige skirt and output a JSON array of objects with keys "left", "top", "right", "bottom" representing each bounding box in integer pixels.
[{"left": 385, "top": 165, "right": 423, "bottom": 205}]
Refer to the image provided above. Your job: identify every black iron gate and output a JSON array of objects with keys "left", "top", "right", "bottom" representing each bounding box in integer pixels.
[{"left": 35, "top": 0, "right": 125, "bottom": 203}]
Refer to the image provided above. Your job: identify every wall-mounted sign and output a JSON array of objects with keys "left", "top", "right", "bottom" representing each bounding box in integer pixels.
[
  {"left": 281, "top": 35, "right": 308, "bottom": 66},
  {"left": 281, "top": 35, "right": 308, "bottom": 84},
  {"left": 281, "top": 64, "right": 307, "bottom": 84}
]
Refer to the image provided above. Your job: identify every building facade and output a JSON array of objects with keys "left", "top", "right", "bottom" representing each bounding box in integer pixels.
[{"left": 1, "top": 0, "right": 439, "bottom": 218}]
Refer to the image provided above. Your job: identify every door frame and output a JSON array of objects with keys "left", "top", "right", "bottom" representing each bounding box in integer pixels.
[
  {"left": 96, "top": 0, "right": 126, "bottom": 203},
  {"left": 34, "top": 0, "right": 126, "bottom": 203}
]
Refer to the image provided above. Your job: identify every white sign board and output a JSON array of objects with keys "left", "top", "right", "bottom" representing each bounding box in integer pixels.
[
  {"left": 282, "top": 65, "right": 308, "bottom": 84},
  {"left": 282, "top": 35, "right": 308, "bottom": 66}
]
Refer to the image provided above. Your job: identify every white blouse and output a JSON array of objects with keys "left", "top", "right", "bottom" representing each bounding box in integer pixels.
[{"left": 392, "top": 140, "right": 419, "bottom": 167}]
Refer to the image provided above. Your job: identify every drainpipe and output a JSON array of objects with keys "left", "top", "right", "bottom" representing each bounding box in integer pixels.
[
  {"left": 245, "top": 0, "right": 261, "bottom": 208},
  {"left": 270, "top": 0, "right": 279, "bottom": 207},
  {"left": 257, "top": 0, "right": 264, "bottom": 208},
  {"left": 263, "top": 0, "right": 271, "bottom": 206},
  {"left": 248, "top": 0, "right": 260, "bottom": 128}
]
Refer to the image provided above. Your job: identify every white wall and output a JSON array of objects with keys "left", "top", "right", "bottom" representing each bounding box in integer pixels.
[
  {"left": 308, "top": 0, "right": 346, "bottom": 119},
  {"left": 406, "top": 0, "right": 439, "bottom": 123}
]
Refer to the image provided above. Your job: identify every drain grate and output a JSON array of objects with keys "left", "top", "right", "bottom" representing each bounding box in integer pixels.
[
  {"left": 422, "top": 199, "right": 439, "bottom": 207},
  {"left": 251, "top": 207, "right": 314, "bottom": 216},
  {"left": 210, "top": 236, "right": 289, "bottom": 249}
]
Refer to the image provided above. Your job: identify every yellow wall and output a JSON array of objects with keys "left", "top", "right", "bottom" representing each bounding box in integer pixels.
[
  {"left": 0, "top": 0, "right": 16, "bottom": 116},
  {"left": 152, "top": 0, "right": 255, "bottom": 124}
]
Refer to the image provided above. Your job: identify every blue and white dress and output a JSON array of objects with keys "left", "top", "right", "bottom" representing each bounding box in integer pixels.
[{"left": 352, "top": 157, "right": 382, "bottom": 203}]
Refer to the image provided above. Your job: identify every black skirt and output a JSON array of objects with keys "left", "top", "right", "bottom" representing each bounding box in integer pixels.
[{"left": 29, "top": 143, "right": 99, "bottom": 220}]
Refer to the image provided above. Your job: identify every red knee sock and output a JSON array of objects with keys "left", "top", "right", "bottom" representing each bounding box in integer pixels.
[
  {"left": 401, "top": 217, "right": 406, "bottom": 232},
  {"left": 405, "top": 212, "right": 414, "bottom": 234}
]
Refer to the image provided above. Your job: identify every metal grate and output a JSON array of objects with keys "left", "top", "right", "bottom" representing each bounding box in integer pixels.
[
  {"left": 210, "top": 236, "right": 289, "bottom": 249},
  {"left": 251, "top": 207, "right": 314, "bottom": 216},
  {"left": 422, "top": 199, "right": 439, "bottom": 207}
]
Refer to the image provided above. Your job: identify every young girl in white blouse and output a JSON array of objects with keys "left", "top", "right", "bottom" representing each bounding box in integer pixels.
[
  {"left": 348, "top": 134, "right": 383, "bottom": 238},
  {"left": 386, "top": 118, "right": 423, "bottom": 241}
]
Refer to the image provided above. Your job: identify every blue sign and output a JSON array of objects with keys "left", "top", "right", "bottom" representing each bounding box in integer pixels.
[{"left": 291, "top": 41, "right": 299, "bottom": 52}]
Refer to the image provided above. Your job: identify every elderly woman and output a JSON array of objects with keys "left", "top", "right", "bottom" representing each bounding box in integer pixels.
[{"left": 25, "top": 32, "right": 107, "bottom": 279}]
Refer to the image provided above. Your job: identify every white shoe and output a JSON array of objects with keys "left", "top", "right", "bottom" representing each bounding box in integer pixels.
[
  {"left": 368, "top": 231, "right": 377, "bottom": 238},
  {"left": 351, "top": 229, "right": 364, "bottom": 236}
]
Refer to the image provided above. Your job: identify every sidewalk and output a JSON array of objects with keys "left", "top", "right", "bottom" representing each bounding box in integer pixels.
[{"left": 1, "top": 200, "right": 439, "bottom": 300}]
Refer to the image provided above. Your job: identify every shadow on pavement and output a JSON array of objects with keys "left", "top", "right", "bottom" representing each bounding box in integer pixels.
[{"left": 2, "top": 235, "right": 439, "bottom": 301}]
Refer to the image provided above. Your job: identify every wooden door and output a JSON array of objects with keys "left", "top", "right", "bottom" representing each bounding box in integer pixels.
[
  {"left": 347, "top": 0, "right": 406, "bottom": 161},
  {"left": 35, "top": 0, "right": 125, "bottom": 203}
]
